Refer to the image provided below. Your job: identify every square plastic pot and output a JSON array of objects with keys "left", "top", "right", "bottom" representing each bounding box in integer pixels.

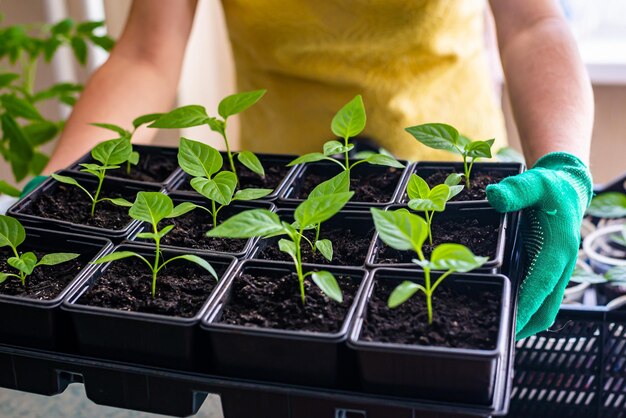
[
  {"left": 68, "top": 144, "right": 184, "bottom": 188},
  {"left": 366, "top": 205, "right": 510, "bottom": 273},
  {"left": 0, "top": 228, "right": 112, "bottom": 350},
  {"left": 168, "top": 152, "right": 299, "bottom": 201},
  {"left": 200, "top": 260, "right": 368, "bottom": 387},
  {"left": 8, "top": 171, "right": 162, "bottom": 241},
  {"left": 249, "top": 209, "right": 375, "bottom": 267},
  {"left": 127, "top": 195, "right": 275, "bottom": 258},
  {"left": 396, "top": 162, "right": 525, "bottom": 204},
  {"left": 348, "top": 268, "right": 511, "bottom": 405},
  {"left": 278, "top": 160, "right": 411, "bottom": 208},
  {"left": 61, "top": 244, "right": 237, "bottom": 369}
]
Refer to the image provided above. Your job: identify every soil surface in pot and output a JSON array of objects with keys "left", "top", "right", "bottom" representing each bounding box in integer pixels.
[
  {"left": 361, "top": 280, "right": 500, "bottom": 349},
  {"left": 376, "top": 216, "right": 499, "bottom": 263},
  {"left": 295, "top": 167, "right": 402, "bottom": 203},
  {"left": 21, "top": 182, "right": 133, "bottom": 230},
  {"left": 218, "top": 270, "right": 359, "bottom": 333},
  {"left": 411, "top": 170, "right": 509, "bottom": 202},
  {"left": 77, "top": 257, "right": 226, "bottom": 317},
  {"left": 84, "top": 151, "right": 178, "bottom": 183},
  {"left": 0, "top": 248, "right": 89, "bottom": 300}
]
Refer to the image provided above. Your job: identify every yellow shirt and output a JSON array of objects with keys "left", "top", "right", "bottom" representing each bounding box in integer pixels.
[{"left": 221, "top": 0, "right": 507, "bottom": 161}]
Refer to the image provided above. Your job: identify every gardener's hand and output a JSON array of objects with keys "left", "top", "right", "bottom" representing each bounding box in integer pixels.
[{"left": 486, "top": 152, "right": 593, "bottom": 340}]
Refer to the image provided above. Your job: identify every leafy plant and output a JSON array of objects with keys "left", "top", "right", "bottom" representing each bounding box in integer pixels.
[
  {"left": 0, "top": 17, "right": 114, "bottom": 183},
  {"left": 175, "top": 138, "right": 272, "bottom": 227},
  {"left": 586, "top": 193, "right": 626, "bottom": 218},
  {"left": 50, "top": 137, "right": 136, "bottom": 216},
  {"left": 571, "top": 265, "right": 626, "bottom": 287},
  {"left": 405, "top": 173, "right": 463, "bottom": 245},
  {"left": 149, "top": 90, "right": 267, "bottom": 184},
  {"left": 371, "top": 208, "right": 487, "bottom": 324},
  {"left": 92, "top": 192, "right": 216, "bottom": 297},
  {"left": 405, "top": 123, "right": 494, "bottom": 189},
  {"left": 0, "top": 215, "right": 78, "bottom": 286},
  {"left": 207, "top": 191, "right": 354, "bottom": 303},
  {"left": 287, "top": 95, "right": 404, "bottom": 185}
]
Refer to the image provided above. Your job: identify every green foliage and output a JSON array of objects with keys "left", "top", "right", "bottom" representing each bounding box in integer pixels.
[
  {"left": 570, "top": 265, "right": 626, "bottom": 287},
  {"left": 586, "top": 192, "right": 626, "bottom": 218},
  {"left": 405, "top": 123, "right": 495, "bottom": 189},
  {"left": 0, "top": 215, "right": 78, "bottom": 286},
  {"left": 92, "top": 192, "right": 216, "bottom": 297},
  {"left": 371, "top": 208, "right": 487, "bottom": 323}
]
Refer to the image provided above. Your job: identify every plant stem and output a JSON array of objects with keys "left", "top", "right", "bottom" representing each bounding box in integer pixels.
[
  {"left": 425, "top": 211, "right": 433, "bottom": 246},
  {"left": 91, "top": 174, "right": 105, "bottom": 217},
  {"left": 22, "top": 56, "right": 37, "bottom": 95},
  {"left": 463, "top": 155, "right": 471, "bottom": 189},
  {"left": 211, "top": 200, "right": 218, "bottom": 229},
  {"left": 152, "top": 223, "right": 160, "bottom": 298},
  {"left": 424, "top": 268, "right": 433, "bottom": 324},
  {"left": 344, "top": 136, "right": 350, "bottom": 170},
  {"left": 313, "top": 223, "right": 321, "bottom": 252},
  {"left": 294, "top": 233, "right": 305, "bottom": 304},
  {"left": 222, "top": 131, "right": 238, "bottom": 184}
]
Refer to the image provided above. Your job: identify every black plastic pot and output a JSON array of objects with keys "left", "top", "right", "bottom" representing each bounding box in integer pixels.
[
  {"left": 279, "top": 160, "right": 411, "bottom": 208},
  {"left": 249, "top": 209, "right": 375, "bottom": 267},
  {"left": 0, "top": 228, "right": 112, "bottom": 350},
  {"left": 348, "top": 268, "right": 511, "bottom": 405},
  {"left": 168, "top": 152, "right": 299, "bottom": 201},
  {"left": 366, "top": 205, "right": 509, "bottom": 273},
  {"left": 8, "top": 171, "right": 161, "bottom": 241},
  {"left": 397, "top": 162, "right": 525, "bottom": 204},
  {"left": 128, "top": 195, "right": 275, "bottom": 258},
  {"left": 200, "top": 260, "right": 368, "bottom": 387},
  {"left": 68, "top": 144, "right": 183, "bottom": 188},
  {"left": 61, "top": 244, "right": 237, "bottom": 369}
]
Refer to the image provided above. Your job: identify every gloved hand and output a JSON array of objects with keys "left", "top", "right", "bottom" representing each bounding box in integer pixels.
[
  {"left": 20, "top": 175, "right": 48, "bottom": 199},
  {"left": 486, "top": 152, "right": 593, "bottom": 340}
]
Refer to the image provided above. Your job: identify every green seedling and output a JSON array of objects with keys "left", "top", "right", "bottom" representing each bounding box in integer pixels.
[
  {"left": 586, "top": 192, "right": 626, "bottom": 218},
  {"left": 405, "top": 123, "right": 494, "bottom": 189},
  {"left": 406, "top": 173, "right": 463, "bottom": 245},
  {"left": 287, "top": 95, "right": 404, "bottom": 187},
  {"left": 371, "top": 208, "right": 487, "bottom": 324},
  {"left": 92, "top": 192, "right": 217, "bottom": 298},
  {"left": 175, "top": 138, "right": 272, "bottom": 227},
  {"left": 0, "top": 215, "right": 79, "bottom": 286},
  {"left": 207, "top": 191, "right": 354, "bottom": 304},
  {"left": 51, "top": 137, "right": 135, "bottom": 216},
  {"left": 149, "top": 90, "right": 267, "bottom": 184},
  {"left": 571, "top": 265, "right": 626, "bottom": 287}
]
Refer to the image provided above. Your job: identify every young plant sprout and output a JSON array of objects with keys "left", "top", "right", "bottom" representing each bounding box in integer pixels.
[
  {"left": 405, "top": 123, "right": 494, "bottom": 189},
  {"left": 287, "top": 95, "right": 404, "bottom": 184},
  {"left": 51, "top": 137, "right": 136, "bottom": 216},
  {"left": 405, "top": 173, "right": 464, "bottom": 245},
  {"left": 586, "top": 192, "right": 626, "bottom": 218},
  {"left": 149, "top": 90, "right": 267, "bottom": 183},
  {"left": 207, "top": 191, "right": 354, "bottom": 304},
  {"left": 0, "top": 215, "right": 79, "bottom": 286},
  {"left": 92, "top": 192, "right": 217, "bottom": 298},
  {"left": 175, "top": 138, "right": 273, "bottom": 227},
  {"left": 571, "top": 265, "right": 626, "bottom": 287},
  {"left": 370, "top": 208, "right": 488, "bottom": 324}
]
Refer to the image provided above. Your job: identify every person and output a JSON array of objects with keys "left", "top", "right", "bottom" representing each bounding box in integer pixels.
[{"left": 40, "top": 0, "right": 594, "bottom": 339}]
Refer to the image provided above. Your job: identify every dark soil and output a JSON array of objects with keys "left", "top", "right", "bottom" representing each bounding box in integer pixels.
[
  {"left": 406, "top": 170, "right": 509, "bottom": 202},
  {"left": 218, "top": 270, "right": 360, "bottom": 333},
  {"left": 376, "top": 216, "right": 499, "bottom": 264},
  {"left": 0, "top": 248, "right": 89, "bottom": 300},
  {"left": 82, "top": 151, "right": 178, "bottom": 183},
  {"left": 77, "top": 256, "right": 226, "bottom": 318},
  {"left": 295, "top": 166, "right": 403, "bottom": 203},
  {"left": 361, "top": 279, "right": 500, "bottom": 349},
  {"left": 21, "top": 182, "right": 134, "bottom": 230}
]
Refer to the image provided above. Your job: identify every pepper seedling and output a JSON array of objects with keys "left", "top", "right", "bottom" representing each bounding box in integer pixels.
[
  {"left": 92, "top": 192, "right": 217, "bottom": 298},
  {"left": 406, "top": 173, "right": 463, "bottom": 245},
  {"left": 149, "top": 90, "right": 267, "bottom": 184},
  {"left": 207, "top": 191, "right": 354, "bottom": 304},
  {"left": 586, "top": 192, "right": 626, "bottom": 219},
  {"left": 175, "top": 137, "right": 272, "bottom": 228},
  {"left": 287, "top": 95, "right": 404, "bottom": 187},
  {"left": 570, "top": 265, "right": 626, "bottom": 287},
  {"left": 405, "top": 123, "right": 494, "bottom": 189},
  {"left": 0, "top": 215, "right": 79, "bottom": 286},
  {"left": 371, "top": 208, "right": 487, "bottom": 324},
  {"left": 51, "top": 137, "right": 136, "bottom": 216}
]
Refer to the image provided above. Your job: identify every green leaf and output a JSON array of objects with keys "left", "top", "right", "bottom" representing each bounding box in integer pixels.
[
  {"left": 360, "top": 154, "right": 405, "bottom": 168},
  {"left": 51, "top": 173, "right": 81, "bottom": 187},
  {"left": 132, "top": 113, "right": 163, "bottom": 129},
  {"left": 331, "top": 95, "right": 366, "bottom": 139},
  {"left": 29, "top": 151, "right": 49, "bottom": 175},
  {"left": 570, "top": 267, "right": 607, "bottom": 284},
  {"left": 129, "top": 192, "right": 174, "bottom": 225},
  {"left": 352, "top": 150, "right": 377, "bottom": 159},
  {"left": 218, "top": 89, "right": 266, "bottom": 119},
  {"left": 36, "top": 252, "right": 79, "bottom": 266},
  {"left": 495, "top": 146, "right": 525, "bottom": 164},
  {"left": 294, "top": 192, "right": 354, "bottom": 228},
  {"left": 170, "top": 254, "right": 218, "bottom": 280},
  {"left": 178, "top": 137, "right": 223, "bottom": 177},
  {"left": 287, "top": 152, "right": 328, "bottom": 167},
  {"left": 605, "top": 266, "right": 626, "bottom": 283},
  {"left": 206, "top": 117, "right": 226, "bottom": 135},
  {"left": 406, "top": 174, "right": 430, "bottom": 200},
  {"left": 233, "top": 188, "right": 273, "bottom": 201},
  {"left": 315, "top": 239, "right": 333, "bottom": 261},
  {"left": 91, "top": 137, "right": 132, "bottom": 166},
  {"left": 92, "top": 251, "right": 141, "bottom": 264},
  {"left": 388, "top": 281, "right": 422, "bottom": 308},
  {"left": 8, "top": 252, "right": 37, "bottom": 275},
  {"left": 323, "top": 140, "right": 354, "bottom": 156},
  {"left": 2, "top": 114, "right": 33, "bottom": 169},
  {"left": 311, "top": 270, "right": 343, "bottom": 303},
  {"left": 370, "top": 208, "right": 427, "bottom": 252},
  {"left": 90, "top": 122, "right": 130, "bottom": 138},
  {"left": 129, "top": 151, "right": 140, "bottom": 165},
  {"left": 0, "top": 180, "right": 20, "bottom": 197},
  {"left": 206, "top": 209, "right": 284, "bottom": 238},
  {"left": 278, "top": 238, "right": 297, "bottom": 261},
  {"left": 88, "top": 35, "right": 115, "bottom": 51},
  {"left": 169, "top": 202, "right": 198, "bottom": 218},
  {"left": 70, "top": 36, "right": 88, "bottom": 65},
  {"left": 1, "top": 95, "right": 43, "bottom": 121},
  {"left": 149, "top": 105, "right": 209, "bottom": 128},
  {"left": 408, "top": 184, "right": 450, "bottom": 212},
  {"left": 0, "top": 215, "right": 25, "bottom": 249},
  {"left": 23, "top": 121, "right": 59, "bottom": 146},
  {"left": 465, "top": 140, "right": 494, "bottom": 159},
  {"left": 32, "top": 83, "right": 83, "bottom": 102},
  {"left": 405, "top": 123, "right": 460, "bottom": 152},
  {"left": 587, "top": 193, "right": 626, "bottom": 218},
  {"left": 191, "top": 171, "right": 237, "bottom": 205},
  {"left": 76, "top": 21, "right": 105, "bottom": 34},
  {"left": 106, "top": 197, "right": 133, "bottom": 207},
  {"left": 444, "top": 173, "right": 464, "bottom": 199},
  {"left": 429, "top": 243, "right": 489, "bottom": 272},
  {"left": 237, "top": 151, "right": 265, "bottom": 176},
  {"left": 0, "top": 73, "right": 19, "bottom": 88},
  {"left": 42, "top": 38, "right": 62, "bottom": 61},
  {"left": 0, "top": 272, "right": 18, "bottom": 284},
  {"left": 51, "top": 18, "right": 73, "bottom": 35},
  {"left": 309, "top": 171, "right": 350, "bottom": 198}
]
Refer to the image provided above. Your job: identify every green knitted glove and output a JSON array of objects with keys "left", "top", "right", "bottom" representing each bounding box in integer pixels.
[
  {"left": 486, "top": 152, "right": 593, "bottom": 340},
  {"left": 20, "top": 175, "right": 48, "bottom": 199}
]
